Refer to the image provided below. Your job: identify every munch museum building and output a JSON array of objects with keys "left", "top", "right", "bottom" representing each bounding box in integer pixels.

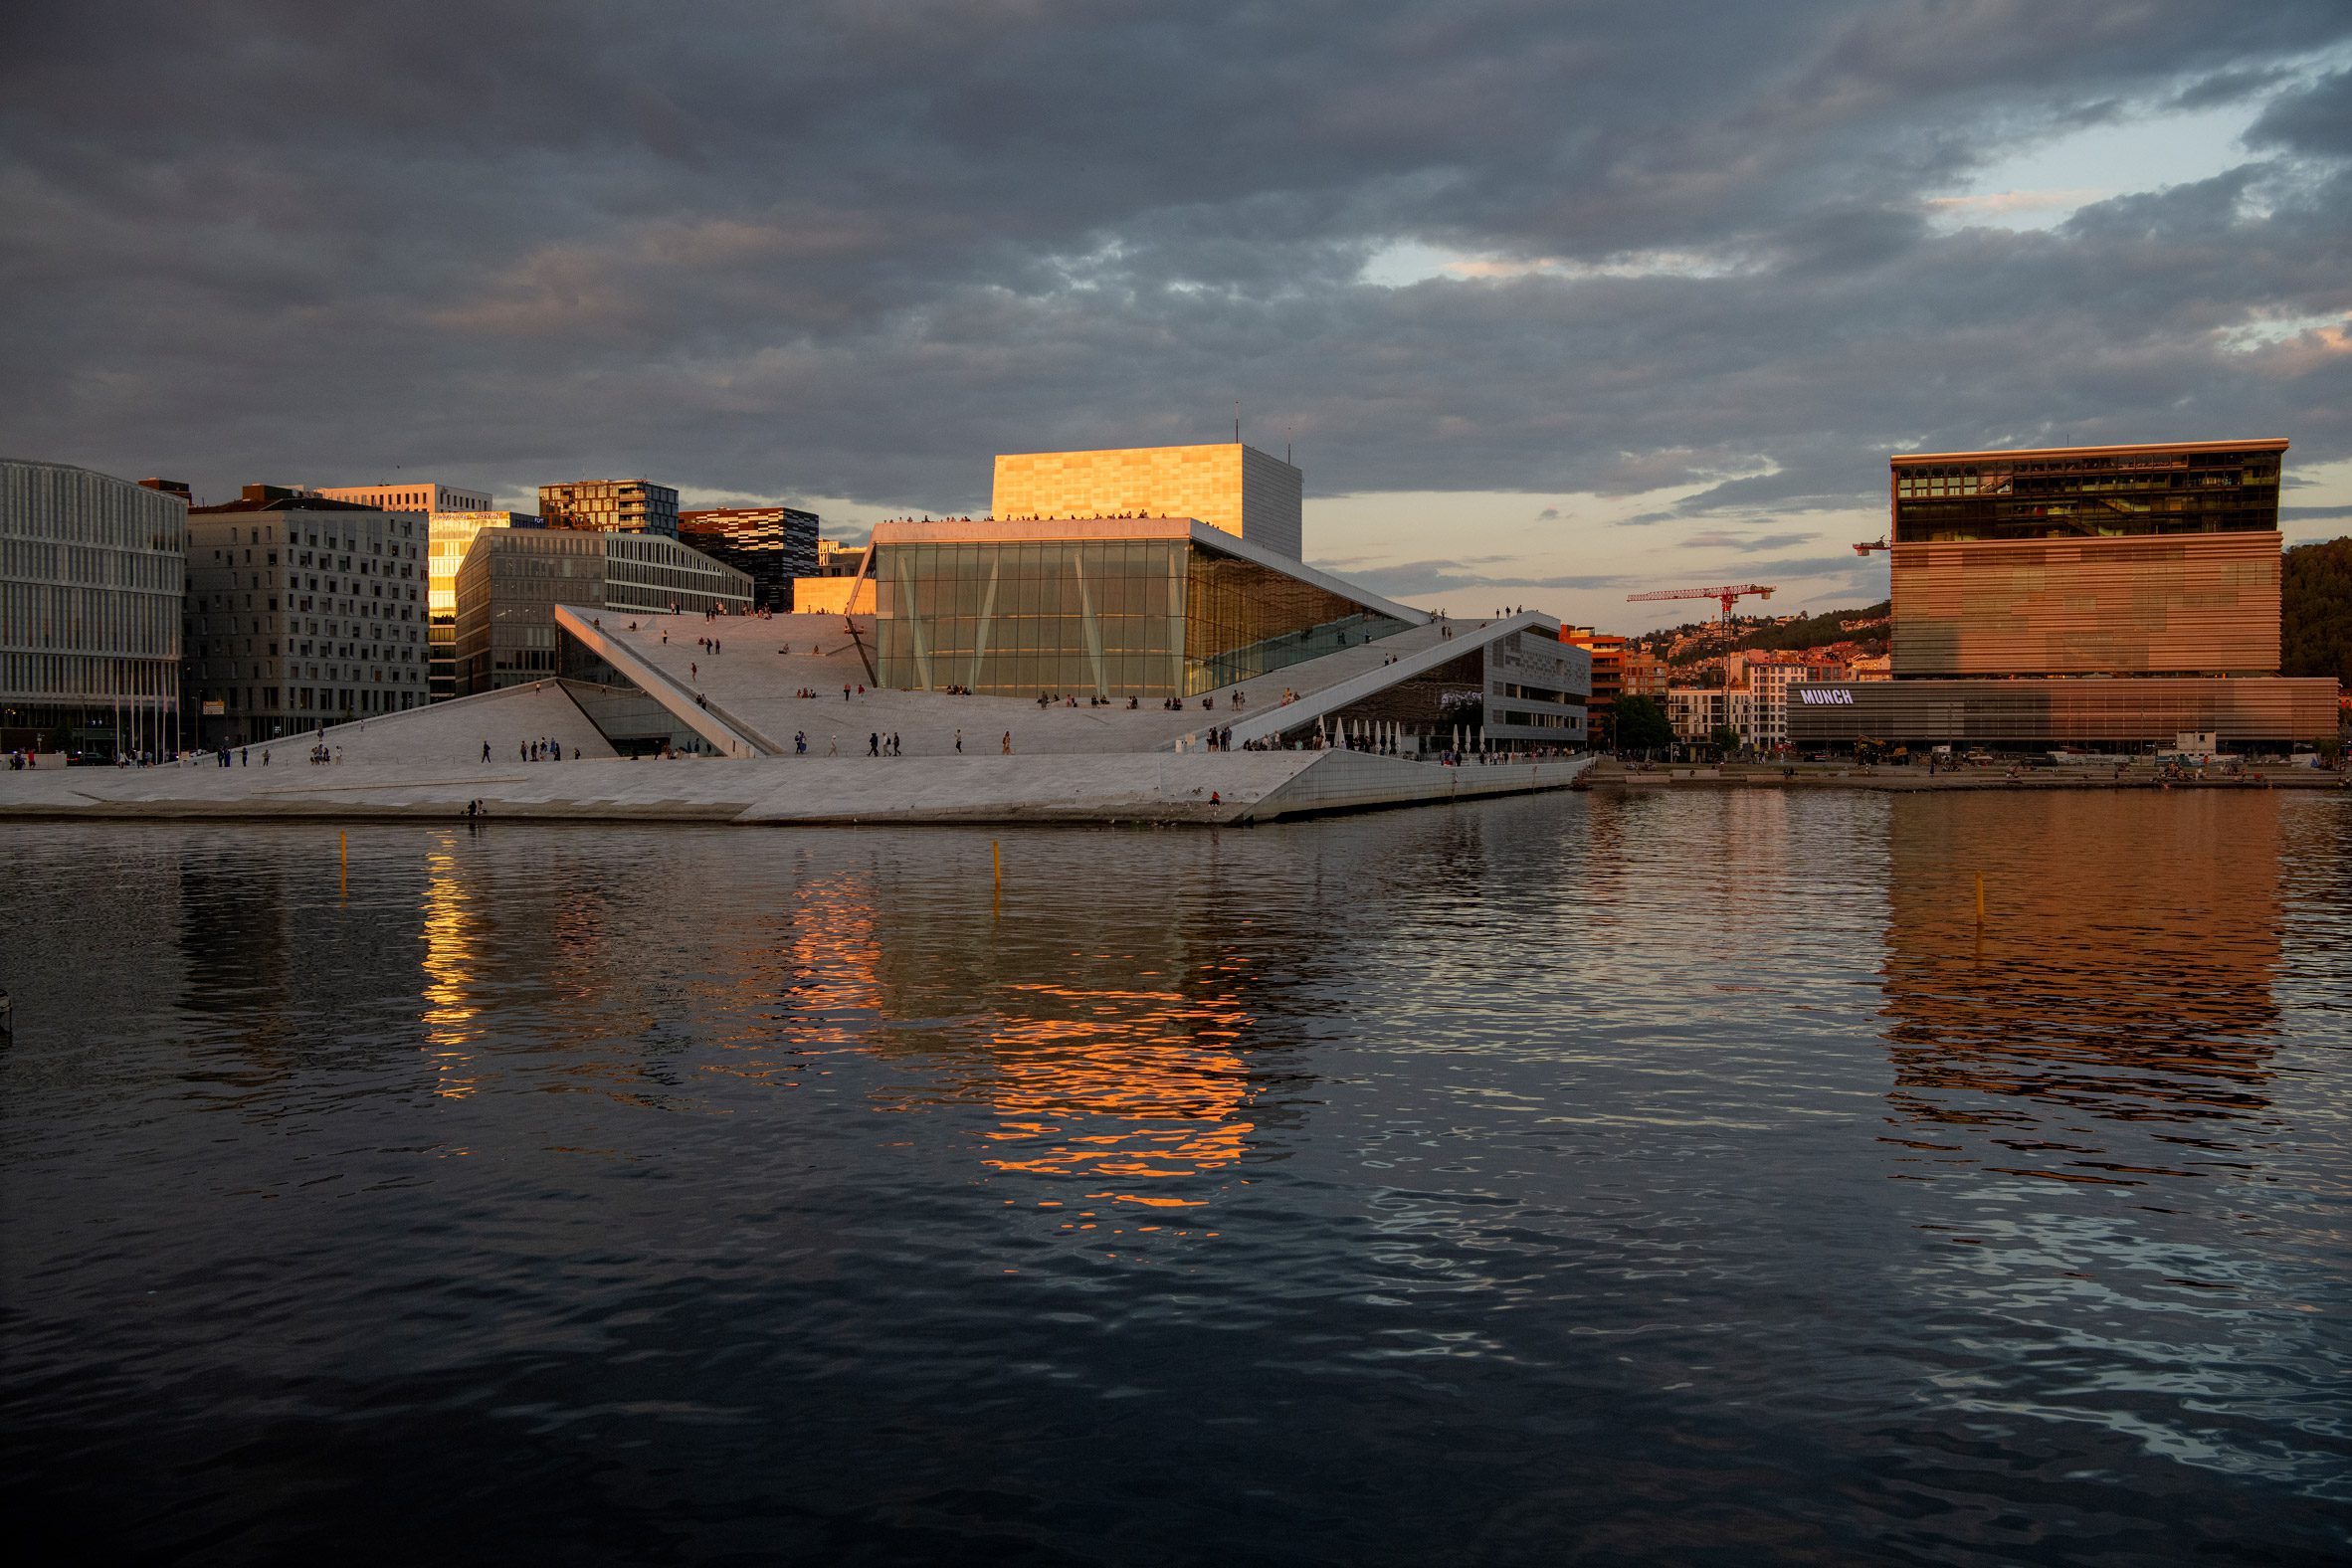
[{"left": 1791, "top": 439, "right": 2338, "bottom": 750}]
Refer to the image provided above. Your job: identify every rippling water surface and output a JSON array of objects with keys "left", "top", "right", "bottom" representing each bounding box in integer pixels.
[{"left": 3, "top": 791, "right": 2347, "bottom": 1565}]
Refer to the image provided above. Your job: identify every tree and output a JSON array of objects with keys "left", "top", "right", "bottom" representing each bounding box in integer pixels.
[
  {"left": 2282, "top": 537, "right": 2352, "bottom": 687},
  {"left": 1708, "top": 723, "right": 1742, "bottom": 758},
  {"left": 1612, "top": 694, "right": 1673, "bottom": 752}
]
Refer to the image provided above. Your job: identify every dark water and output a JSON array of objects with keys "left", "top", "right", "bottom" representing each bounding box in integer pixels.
[{"left": 2, "top": 791, "right": 2347, "bottom": 1566}]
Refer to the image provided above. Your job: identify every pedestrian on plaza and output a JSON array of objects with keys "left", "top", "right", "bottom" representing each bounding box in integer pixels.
[
  {"left": 869, "top": 732, "right": 880, "bottom": 756},
  {"left": 483, "top": 742, "right": 490, "bottom": 762},
  {"left": 955, "top": 729, "right": 963, "bottom": 754},
  {"left": 240, "top": 746, "right": 249, "bottom": 766},
  {"left": 1001, "top": 731, "right": 1012, "bottom": 754}
]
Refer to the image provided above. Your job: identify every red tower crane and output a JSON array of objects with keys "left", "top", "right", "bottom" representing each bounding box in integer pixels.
[{"left": 1626, "top": 583, "right": 1777, "bottom": 621}]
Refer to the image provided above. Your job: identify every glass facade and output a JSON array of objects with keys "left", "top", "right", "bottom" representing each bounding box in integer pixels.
[
  {"left": 873, "top": 536, "right": 1411, "bottom": 698},
  {"left": 1892, "top": 443, "right": 2283, "bottom": 543},
  {"left": 428, "top": 512, "right": 537, "bottom": 700},
  {"left": 679, "top": 506, "right": 820, "bottom": 610}
]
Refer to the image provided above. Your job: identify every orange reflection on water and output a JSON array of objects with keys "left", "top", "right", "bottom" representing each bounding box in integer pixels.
[
  {"left": 974, "top": 979, "right": 1254, "bottom": 1181},
  {"left": 418, "top": 842, "right": 483, "bottom": 1099},
  {"left": 1878, "top": 793, "right": 2285, "bottom": 1182}
]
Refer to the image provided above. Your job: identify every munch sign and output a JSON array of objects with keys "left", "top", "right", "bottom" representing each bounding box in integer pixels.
[{"left": 1798, "top": 687, "right": 1856, "bottom": 705}]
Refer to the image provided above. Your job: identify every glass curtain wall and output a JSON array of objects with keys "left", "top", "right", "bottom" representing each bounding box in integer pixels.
[
  {"left": 875, "top": 537, "right": 1413, "bottom": 697},
  {"left": 1893, "top": 447, "right": 2283, "bottom": 542},
  {"left": 876, "top": 540, "right": 1187, "bottom": 696},
  {"left": 1184, "top": 546, "right": 1410, "bottom": 690}
]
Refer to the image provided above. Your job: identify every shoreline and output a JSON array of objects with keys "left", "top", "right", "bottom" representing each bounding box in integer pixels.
[{"left": 1583, "top": 760, "right": 2348, "bottom": 792}]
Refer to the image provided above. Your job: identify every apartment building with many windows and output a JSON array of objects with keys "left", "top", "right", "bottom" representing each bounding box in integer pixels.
[
  {"left": 183, "top": 486, "right": 428, "bottom": 746},
  {"left": 538, "top": 479, "right": 680, "bottom": 538}
]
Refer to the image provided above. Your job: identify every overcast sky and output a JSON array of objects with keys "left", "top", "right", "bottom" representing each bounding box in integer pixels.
[{"left": 5, "top": 1, "right": 2350, "bottom": 628}]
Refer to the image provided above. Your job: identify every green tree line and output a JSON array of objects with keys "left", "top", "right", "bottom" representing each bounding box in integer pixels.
[{"left": 2282, "top": 536, "right": 2352, "bottom": 686}]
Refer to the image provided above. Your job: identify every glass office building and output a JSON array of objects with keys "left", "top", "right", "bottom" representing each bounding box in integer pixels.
[
  {"left": 454, "top": 528, "right": 751, "bottom": 693},
  {"left": 1887, "top": 440, "right": 2291, "bottom": 680},
  {"left": 428, "top": 511, "right": 539, "bottom": 700},
  {"left": 678, "top": 505, "right": 819, "bottom": 610},
  {"left": 1, "top": 459, "right": 187, "bottom": 757},
  {"left": 872, "top": 519, "right": 1416, "bottom": 698}
]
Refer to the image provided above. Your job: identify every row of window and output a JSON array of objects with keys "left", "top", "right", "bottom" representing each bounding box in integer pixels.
[{"left": 0, "top": 650, "right": 179, "bottom": 700}]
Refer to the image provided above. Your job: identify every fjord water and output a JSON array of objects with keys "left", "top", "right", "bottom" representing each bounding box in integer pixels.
[{"left": 2, "top": 792, "right": 2346, "bottom": 1566}]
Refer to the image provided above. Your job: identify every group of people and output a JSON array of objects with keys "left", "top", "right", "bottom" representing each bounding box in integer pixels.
[{"left": 481, "top": 738, "right": 566, "bottom": 761}]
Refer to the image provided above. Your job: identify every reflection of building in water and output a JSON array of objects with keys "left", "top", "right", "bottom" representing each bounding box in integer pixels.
[
  {"left": 419, "top": 841, "right": 486, "bottom": 1097},
  {"left": 688, "top": 857, "right": 1280, "bottom": 1187},
  {"left": 1879, "top": 795, "right": 2283, "bottom": 1154},
  {"left": 967, "top": 978, "right": 1254, "bottom": 1181}
]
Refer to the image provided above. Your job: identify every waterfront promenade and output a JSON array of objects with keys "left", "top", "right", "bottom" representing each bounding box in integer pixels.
[
  {"left": 0, "top": 748, "right": 1594, "bottom": 826},
  {"left": 1584, "top": 758, "right": 2348, "bottom": 791}
]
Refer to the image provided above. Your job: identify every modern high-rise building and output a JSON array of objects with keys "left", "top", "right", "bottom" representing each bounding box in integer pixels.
[
  {"left": 453, "top": 528, "right": 749, "bottom": 693},
  {"left": 678, "top": 505, "right": 819, "bottom": 610},
  {"left": 183, "top": 485, "right": 429, "bottom": 745},
  {"left": 992, "top": 444, "right": 1304, "bottom": 559},
  {"left": 1, "top": 459, "right": 188, "bottom": 758},
  {"left": 318, "top": 481, "right": 490, "bottom": 514},
  {"left": 428, "top": 511, "right": 541, "bottom": 700},
  {"left": 1791, "top": 439, "right": 2338, "bottom": 748},
  {"left": 538, "top": 479, "right": 680, "bottom": 538}
]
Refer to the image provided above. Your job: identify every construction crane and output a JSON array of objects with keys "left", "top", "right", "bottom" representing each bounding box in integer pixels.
[
  {"left": 1626, "top": 583, "right": 1777, "bottom": 621},
  {"left": 1853, "top": 537, "right": 1888, "bottom": 555},
  {"left": 1628, "top": 584, "right": 1779, "bottom": 705}
]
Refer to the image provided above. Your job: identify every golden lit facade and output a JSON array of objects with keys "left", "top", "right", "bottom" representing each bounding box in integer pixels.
[
  {"left": 428, "top": 512, "right": 537, "bottom": 700},
  {"left": 1792, "top": 438, "right": 2337, "bottom": 747},
  {"left": 1889, "top": 440, "right": 2286, "bottom": 678},
  {"left": 992, "top": 443, "right": 1304, "bottom": 559}
]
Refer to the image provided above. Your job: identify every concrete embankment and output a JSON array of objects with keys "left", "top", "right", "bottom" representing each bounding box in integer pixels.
[
  {"left": 1585, "top": 760, "right": 2348, "bottom": 791},
  {"left": 0, "top": 750, "right": 1593, "bottom": 827}
]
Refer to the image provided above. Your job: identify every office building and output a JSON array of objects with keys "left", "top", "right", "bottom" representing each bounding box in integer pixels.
[
  {"left": 538, "top": 479, "right": 680, "bottom": 538},
  {"left": 428, "top": 511, "right": 541, "bottom": 700},
  {"left": 992, "top": 444, "right": 1304, "bottom": 559},
  {"left": 1792, "top": 440, "right": 2338, "bottom": 749},
  {"left": 318, "top": 481, "right": 490, "bottom": 514},
  {"left": 454, "top": 528, "right": 749, "bottom": 693},
  {"left": 184, "top": 485, "right": 428, "bottom": 745},
  {"left": 1, "top": 459, "right": 187, "bottom": 758},
  {"left": 870, "top": 515, "right": 1413, "bottom": 698},
  {"left": 679, "top": 505, "right": 819, "bottom": 610}
]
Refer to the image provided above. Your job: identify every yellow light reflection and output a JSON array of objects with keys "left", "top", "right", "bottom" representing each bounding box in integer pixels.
[
  {"left": 418, "top": 842, "right": 482, "bottom": 1099},
  {"left": 974, "top": 979, "right": 1253, "bottom": 1181}
]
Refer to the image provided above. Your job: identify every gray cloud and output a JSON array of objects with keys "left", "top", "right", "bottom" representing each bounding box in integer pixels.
[
  {"left": 0, "top": 1, "right": 2348, "bottom": 522},
  {"left": 1682, "top": 530, "right": 1821, "bottom": 553}
]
